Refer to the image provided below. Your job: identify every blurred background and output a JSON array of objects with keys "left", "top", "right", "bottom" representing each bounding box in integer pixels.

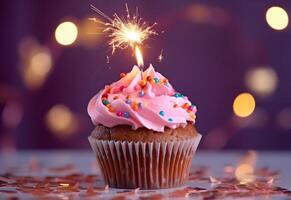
[{"left": 1, "top": 0, "right": 291, "bottom": 150}]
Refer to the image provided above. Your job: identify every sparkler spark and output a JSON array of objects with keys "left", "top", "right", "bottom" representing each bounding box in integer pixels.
[
  {"left": 90, "top": 4, "right": 157, "bottom": 54},
  {"left": 158, "top": 49, "right": 163, "bottom": 62}
]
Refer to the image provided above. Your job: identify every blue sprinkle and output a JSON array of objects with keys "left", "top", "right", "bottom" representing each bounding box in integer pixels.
[
  {"left": 125, "top": 99, "right": 132, "bottom": 104},
  {"left": 124, "top": 112, "right": 130, "bottom": 118},
  {"left": 168, "top": 118, "right": 173, "bottom": 122},
  {"left": 154, "top": 77, "right": 159, "bottom": 84},
  {"left": 139, "top": 90, "right": 145, "bottom": 97},
  {"left": 173, "top": 93, "right": 184, "bottom": 98},
  {"left": 159, "top": 111, "right": 165, "bottom": 116},
  {"left": 138, "top": 102, "right": 142, "bottom": 108},
  {"left": 102, "top": 99, "right": 109, "bottom": 105}
]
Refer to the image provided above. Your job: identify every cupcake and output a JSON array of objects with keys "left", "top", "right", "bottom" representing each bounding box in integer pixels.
[{"left": 88, "top": 65, "right": 201, "bottom": 189}]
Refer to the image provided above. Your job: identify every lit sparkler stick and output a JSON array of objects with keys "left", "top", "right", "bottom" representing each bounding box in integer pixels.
[{"left": 90, "top": 4, "right": 157, "bottom": 76}]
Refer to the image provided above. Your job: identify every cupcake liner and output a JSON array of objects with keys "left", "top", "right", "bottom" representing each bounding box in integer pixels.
[{"left": 88, "top": 134, "right": 201, "bottom": 189}]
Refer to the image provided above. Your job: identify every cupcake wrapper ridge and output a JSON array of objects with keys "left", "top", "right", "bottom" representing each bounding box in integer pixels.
[{"left": 88, "top": 134, "right": 201, "bottom": 189}]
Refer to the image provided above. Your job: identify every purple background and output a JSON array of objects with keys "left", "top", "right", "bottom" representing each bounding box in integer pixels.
[{"left": 1, "top": 0, "right": 291, "bottom": 150}]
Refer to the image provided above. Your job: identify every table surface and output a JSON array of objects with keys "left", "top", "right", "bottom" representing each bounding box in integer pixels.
[{"left": 0, "top": 150, "right": 291, "bottom": 199}]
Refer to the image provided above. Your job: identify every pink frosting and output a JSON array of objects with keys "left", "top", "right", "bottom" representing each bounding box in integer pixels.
[{"left": 88, "top": 65, "right": 197, "bottom": 132}]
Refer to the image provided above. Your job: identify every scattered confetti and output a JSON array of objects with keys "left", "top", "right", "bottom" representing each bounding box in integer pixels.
[{"left": 0, "top": 159, "right": 289, "bottom": 200}]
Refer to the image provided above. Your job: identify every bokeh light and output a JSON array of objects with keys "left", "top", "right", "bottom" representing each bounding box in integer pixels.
[
  {"left": 23, "top": 50, "right": 52, "bottom": 89},
  {"left": 19, "top": 38, "right": 53, "bottom": 90},
  {"left": 234, "top": 107, "right": 268, "bottom": 128},
  {"left": 46, "top": 105, "right": 78, "bottom": 137},
  {"left": 277, "top": 108, "right": 291, "bottom": 130},
  {"left": 235, "top": 151, "right": 257, "bottom": 184},
  {"left": 235, "top": 164, "right": 255, "bottom": 184},
  {"left": 55, "top": 21, "right": 78, "bottom": 46},
  {"left": 266, "top": 6, "right": 289, "bottom": 30},
  {"left": 186, "top": 5, "right": 210, "bottom": 24},
  {"left": 2, "top": 101, "right": 23, "bottom": 128},
  {"left": 78, "top": 18, "right": 101, "bottom": 48},
  {"left": 245, "top": 67, "right": 278, "bottom": 97},
  {"left": 233, "top": 93, "right": 256, "bottom": 118}
]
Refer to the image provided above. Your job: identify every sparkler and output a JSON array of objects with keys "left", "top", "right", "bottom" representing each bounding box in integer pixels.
[
  {"left": 158, "top": 49, "right": 163, "bottom": 62},
  {"left": 89, "top": 4, "right": 157, "bottom": 75}
]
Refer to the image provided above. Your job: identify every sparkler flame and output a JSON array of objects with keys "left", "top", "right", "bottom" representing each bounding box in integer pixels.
[
  {"left": 90, "top": 4, "right": 157, "bottom": 54},
  {"left": 135, "top": 46, "right": 144, "bottom": 68}
]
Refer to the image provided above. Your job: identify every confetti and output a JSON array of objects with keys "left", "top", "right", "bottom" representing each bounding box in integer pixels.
[{"left": 0, "top": 154, "right": 290, "bottom": 200}]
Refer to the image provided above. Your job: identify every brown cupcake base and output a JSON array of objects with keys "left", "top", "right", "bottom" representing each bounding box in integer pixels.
[{"left": 88, "top": 134, "right": 201, "bottom": 189}]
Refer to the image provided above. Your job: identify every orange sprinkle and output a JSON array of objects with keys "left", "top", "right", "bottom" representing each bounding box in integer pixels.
[
  {"left": 109, "top": 107, "right": 115, "bottom": 112},
  {"left": 182, "top": 103, "right": 189, "bottom": 109},
  {"left": 106, "top": 104, "right": 111, "bottom": 108},
  {"left": 113, "top": 96, "right": 119, "bottom": 100},
  {"left": 132, "top": 103, "right": 138, "bottom": 111},
  {"left": 173, "top": 104, "right": 178, "bottom": 108},
  {"left": 139, "top": 80, "right": 147, "bottom": 87},
  {"left": 146, "top": 76, "right": 152, "bottom": 81},
  {"left": 120, "top": 73, "right": 126, "bottom": 78}
]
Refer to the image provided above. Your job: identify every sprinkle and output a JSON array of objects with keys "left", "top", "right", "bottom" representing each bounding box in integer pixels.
[
  {"left": 138, "top": 102, "right": 142, "bottom": 108},
  {"left": 163, "top": 78, "right": 168, "bottom": 83},
  {"left": 102, "top": 93, "right": 108, "bottom": 98},
  {"left": 154, "top": 77, "right": 159, "bottom": 84},
  {"left": 182, "top": 103, "right": 189, "bottom": 109},
  {"left": 113, "top": 96, "right": 119, "bottom": 100},
  {"left": 116, "top": 111, "right": 123, "bottom": 116},
  {"left": 173, "top": 93, "right": 184, "bottom": 98},
  {"left": 125, "top": 99, "right": 132, "bottom": 104},
  {"left": 102, "top": 99, "right": 109, "bottom": 105},
  {"left": 131, "top": 103, "right": 138, "bottom": 111},
  {"left": 106, "top": 104, "right": 111, "bottom": 108},
  {"left": 120, "top": 73, "right": 126, "bottom": 78},
  {"left": 139, "top": 80, "right": 147, "bottom": 87},
  {"left": 126, "top": 95, "right": 131, "bottom": 99},
  {"left": 124, "top": 112, "right": 130, "bottom": 118},
  {"left": 139, "top": 90, "right": 145, "bottom": 97},
  {"left": 168, "top": 118, "right": 173, "bottom": 122},
  {"left": 159, "top": 111, "right": 165, "bottom": 116},
  {"left": 173, "top": 103, "right": 178, "bottom": 108},
  {"left": 109, "top": 107, "right": 115, "bottom": 112},
  {"left": 107, "top": 88, "right": 112, "bottom": 93},
  {"left": 119, "top": 85, "right": 125, "bottom": 91},
  {"left": 146, "top": 76, "right": 152, "bottom": 81}
]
